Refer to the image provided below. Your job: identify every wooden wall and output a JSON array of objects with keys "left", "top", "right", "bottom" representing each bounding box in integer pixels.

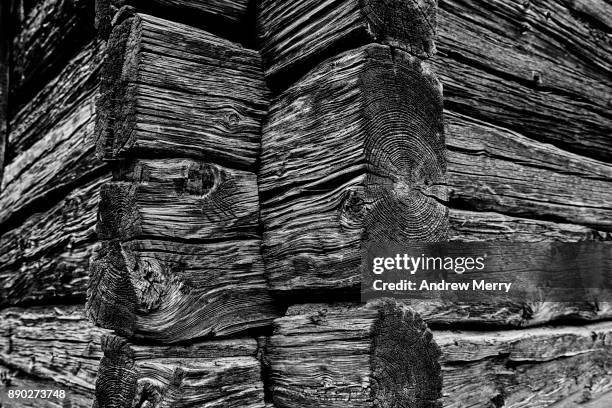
[{"left": 0, "top": 0, "right": 609, "bottom": 407}]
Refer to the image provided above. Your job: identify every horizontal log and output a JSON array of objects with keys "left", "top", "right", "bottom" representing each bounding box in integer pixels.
[
  {"left": 87, "top": 238, "right": 278, "bottom": 343},
  {"left": 96, "top": 12, "right": 268, "bottom": 169},
  {"left": 11, "top": 0, "right": 95, "bottom": 108},
  {"left": 0, "top": 91, "right": 106, "bottom": 231},
  {"left": 7, "top": 40, "right": 104, "bottom": 162},
  {"left": 266, "top": 300, "right": 442, "bottom": 407},
  {"left": 435, "top": 0, "right": 612, "bottom": 161},
  {"left": 257, "top": 0, "right": 437, "bottom": 86},
  {"left": 0, "top": 306, "right": 106, "bottom": 399},
  {"left": 260, "top": 44, "right": 447, "bottom": 295},
  {"left": 93, "top": 335, "right": 266, "bottom": 407},
  {"left": 0, "top": 175, "right": 110, "bottom": 307},
  {"left": 436, "top": 322, "right": 612, "bottom": 407},
  {"left": 0, "top": 362, "right": 93, "bottom": 408},
  {"left": 96, "top": 0, "right": 250, "bottom": 41},
  {"left": 97, "top": 159, "right": 260, "bottom": 241},
  {"left": 450, "top": 209, "right": 612, "bottom": 242},
  {"left": 445, "top": 111, "right": 612, "bottom": 231}
]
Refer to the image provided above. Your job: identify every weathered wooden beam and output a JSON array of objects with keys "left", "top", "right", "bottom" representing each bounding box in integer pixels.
[
  {"left": 436, "top": 322, "right": 612, "bottom": 407},
  {"left": 7, "top": 40, "right": 104, "bottom": 163},
  {"left": 257, "top": 0, "right": 437, "bottom": 86},
  {"left": 260, "top": 44, "right": 447, "bottom": 295},
  {"left": 435, "top": 0, "right": 612, "bottom": 161},
  {"left": 0, "top": 1, "right": 10, "bottom": 184},
  {"left": 0, "top": 91, "right": 105, "bottom": 231},
  {"left": 97, "top": 159, "right": 260, "bottom": 241},
  {"left": 0, "top": 306, "right": 106, "bottom": 402},
  {"left": 0, "top": 175, "right": 109, "bottom": 307},
  {"left": 450, "top": 209, "right": 612, "bottom": 242},
  {"left": 96, "top": 12, "right": 268, "bottom": 170},
  {"left": 265, "top": 300, "right": 442, "bottom": 407},
  {"left": 11, "top": 0, "right": 95, "bottom": 108},
  {"left": 87, "top": 238, "right": 278, "bottom": 343},
  {"left": 0, "top": 362, "right": 93, "bottom": 408},
  {"left": 445, "top": 111, "right": 612, "bottom": 231},
  {"left": 96, "top": 0, "right": 251, "bottom": 42},
  {"left": 93, "top": 335, "right": 267, "bottom": 408}
]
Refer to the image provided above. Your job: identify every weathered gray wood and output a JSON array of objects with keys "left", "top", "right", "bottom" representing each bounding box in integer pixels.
[
  {"left": 11, "top": 0, "right": 95, "bottom": 107},
  {"left": 7, "top": 40, "right": 104, "bottom": 162},
  {"left": 260, "top": 44, "right": 447, "bottom": 295},
  {"left": 0, "top": 362, "right": 93, "bottom": 408},
  {"left": 435, "top": 0, "right": 612, "bottom": 161},
  {"left": 0, "top": 175, "right": 110, "bottom": 307},
  {"left": 96, "top": 0, "right": 250, "bottom": 41},
  {"left": 97, "top": 159, "right": 260, "bottom": 241},
  {"left": 0, "top": 306, "right": 106, "bottom": 401},
  {"left": 96, "top": 12, "right": 268, "bottom": 170},
  {"left": 0, "top": 1, "right": 9, "bottom": 184},
  {"left": 436, "top": 322, "right": 612, "bottom": 407},
  {"left": 266, "top": 300, "right": 442, "bottom": 407},
  {"left": 0, "top": 91, "right": 106, "bottom": 230},
  {"left": 445, "top": 111, "right": 612, "bottom": 231},
  {"left": 450, "top": 209, "right": 612, "bottom": 242},
  {"left": 93, "top": 335, "right": 266, "bottom": 408},
  {"left": 257, "top": 0, "right": 437, "bottom": 85},
  {"left": 87, "top": 238, "right": 278, "bottom": 342}
]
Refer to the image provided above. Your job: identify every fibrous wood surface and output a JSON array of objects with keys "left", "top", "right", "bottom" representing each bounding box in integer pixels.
[{"left": 260, "top": 44, "right": 447, "bottom": 295}]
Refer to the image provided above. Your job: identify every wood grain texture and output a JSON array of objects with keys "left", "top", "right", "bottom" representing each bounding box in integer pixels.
[
  {"left": 7, "top": 39, "right": 104, "bottom": 163},
  {"left": 257, "top": 0, "right": 437, "bottom": 86},
  {"left": 0, "top": 1, "right": 9, "bottom": 184},
  {"left": 96, "top": 12, "right": 268, "bottom": 170},
  {"left": 97, "top": 159, "right": 260, "bottom": 241},
  {"left": 446, "top": 111, "right": 612, "bottom": 231},
  {"left": 436, "top": 0, "right": 612, "bottom": 162},
  {"left": 87, "top": 238, "right": 278, "bottom": 343},
  {"left": 436, "top": 322, "right": 612, "bottom": 407},
  {"left": 11, "top": 0, "right": 95, "bottom": 108},
  {"left": 0, "top": 362, "right": 93, "bottom": 408},
  {"left": 0, "top": 306, "right": 106, "bottom": 404},
  {"left": 0, "top": 90, "right": 105, "bottom": 231},
  {"left": 260, "top": 44, "right": 447, "bottom": 295},
  {"left": 0, "top": 175, "right": 110, "bottom": 307},
  {"left": 266, "top": 300, "right": 442, "bottom": 408},
  {"left": 96, "top": 0, "right": 250, "bottom": 41},
  {"left": 93, "top": 335, "right": 266, "bottom": 408}
]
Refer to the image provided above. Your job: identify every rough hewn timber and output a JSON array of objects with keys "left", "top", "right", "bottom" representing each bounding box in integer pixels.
[
  {"left": 96, "top": 0, "right": 250, "bottom": 41},
  {"left": 266, "top": 300, "right": 442, "bottom": 407},
  {"left": 87, "top": 238, "right": 278, "bottom": 343},
  {"left": 0, "top": 91, "right": 105, "bottom": 230},
  {"left": 0, "top": 175, "right": 110, "bottom": 307},
  {"left": 96, "top": 12, "right": 268, "bottom": 170},
  {"left": 97, "top": 159, "right": 260, "bottom": 241},
  {"left": 0, "top": 362, "right": 93, "bottom": 408},
  {"left": 257, "top": 0, "right": 437, "bottom": 86},
  {"left": 93, "top": 335, "right": 266, "bottom": 408},
  {"left": 7, "top": 40, "right": 104, "bottom": 162},
  {"left": 446, "top": 111, "right": 612, "bottom": 231},
  {"left": 0, "top": 1, "right": 9, "bottom": 184},
  {"left": 435, "top": 0, "right": 612, "bottom": 162},
  {"left": 260, "top": 44, "right": 447, "bottom": 295},
  {"left": 436, "top": 322, "right": 612, "bottom": 407},
  {"left": 11, "top": 0, "right": 95, "bottom": 108},
  {"left": 0, "top": 306, "right": 106, "bottom": 403}
]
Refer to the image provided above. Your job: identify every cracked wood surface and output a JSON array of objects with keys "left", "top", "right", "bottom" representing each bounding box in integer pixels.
[
  {"left": 259, "top": 44, "right": 447, "bottom": 295},
  {"left": 93, "top": 335, "right": 266, "bottom": 408},
  {"left": 96, "top": 0, "right": 251, "bottom": 41},
  {"left": 0, "top": 306, "right": 106, "bottom": 407},
  {"left": 266, "top": 300, "right": 442, "bottom": 408},
  {"left": 10, "top": 0, "right": 95, "bottom": 110},
  {"left": 95, "top": 12, "right": 268, "bottom": 170},
  {"left": 257, "top": 0, "right": 437, "bottom": 87}
]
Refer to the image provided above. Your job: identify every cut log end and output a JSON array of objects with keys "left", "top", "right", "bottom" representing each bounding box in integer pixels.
[
  {"left": 369, "top": 300, "right": 442, "bottom": 408},
  {"left": 361, "top": 0, "right": 437, "bottom": 58}
]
